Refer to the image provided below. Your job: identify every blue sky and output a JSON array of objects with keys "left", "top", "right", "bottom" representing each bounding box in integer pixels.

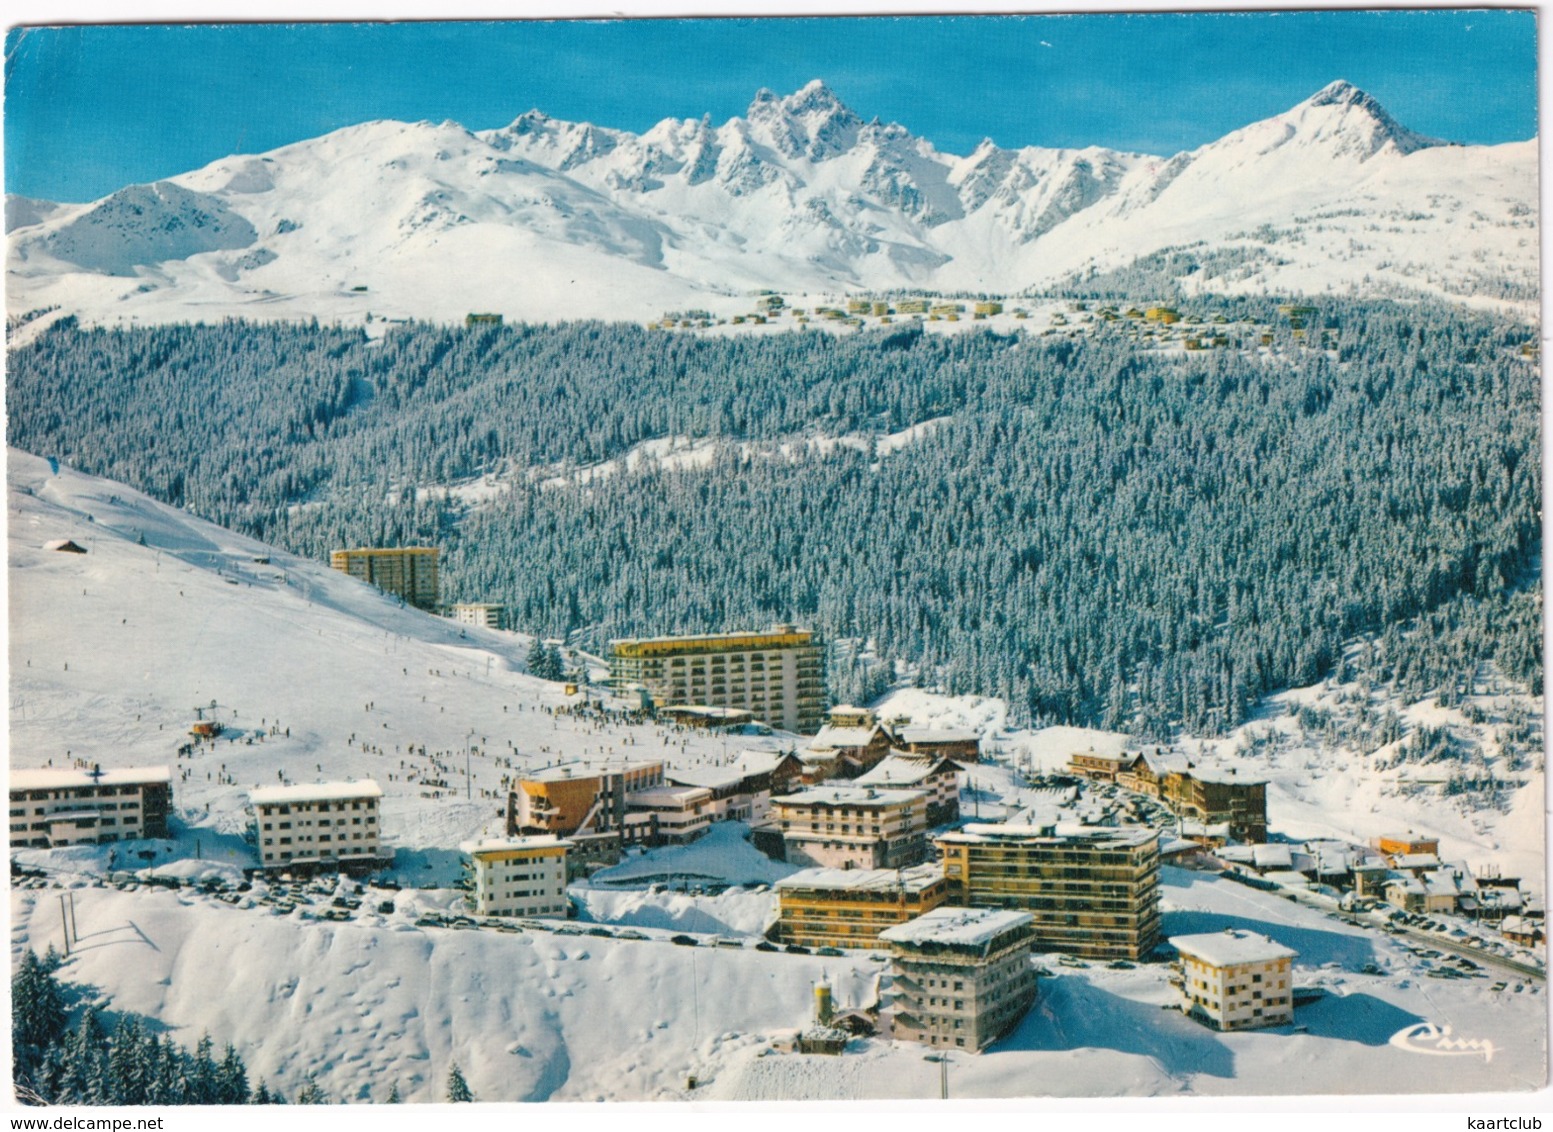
[{"left": 4, "top": 11, "right": 1538, "bottom": 202}]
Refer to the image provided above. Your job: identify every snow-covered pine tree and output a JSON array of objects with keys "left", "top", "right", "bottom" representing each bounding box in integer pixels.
[{"left": 446, "top": 1062, "right": 473, "bottom": 1102}]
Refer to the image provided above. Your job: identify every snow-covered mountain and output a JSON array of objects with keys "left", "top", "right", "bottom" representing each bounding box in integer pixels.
[{"left": 6, "top": 80, "right": 1537, "bottom": 328}]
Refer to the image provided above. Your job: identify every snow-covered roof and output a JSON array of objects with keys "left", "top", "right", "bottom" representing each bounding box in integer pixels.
[
  {"left": 525, "top": 759, "right": 663, "bottom": 784},
  {"left": 627, "top": 785, "right": 713, "bottom": 806},
  {"left": 460, "top": 835, "right": 571, "bottom": 856},
  {"left": 853, "top": 752, "right": 957, "bottom": 788},
  {"left": 248, "top": 780, "right": 382, "bottom": 805},
  {"left": 806, "top": 724, "right": 884, "bottom": 751},
  {"left": 666, "top": 766, "right": 749, "bottom": 791},
  {"left": 1263, "top": 870, "right": 1311, "bottom": 888},
  {"left": 776, "top": 863, "right": 945, "bottom": 894},
  {"left": 879, "top": 906, "right": 1032, "bottom": 950},
  {"left": 939, "top": 822, "right": 1158, "bottom": 849},
  {"left": 893, "top": 727, "right": 979, "bottom": 745},
  {"left": 773, "top": 785, "right": 927, "bottom": 808},
  {"left": 1189, "top": 766, "right": 1266, "bottom": 787},
  {"left": 733, "top": 749, "right": 794, "bottom": 775},
  {"left": 1250, "top": 844, "right": 1293, "bottom": 869},
  {"left": 1171, "top": 929, "right": 1297, "bottom": 967},
  {"left": 1393, "top": 853, "right": 1442, "bottom": 870},
  {"left": 11, "top": 766, "right": 172, "bottom": 791}
]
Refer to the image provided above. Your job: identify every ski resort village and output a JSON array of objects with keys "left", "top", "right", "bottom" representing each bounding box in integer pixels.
[{"left": 6, "top": 450, "right": 1545, "bottom": 1102}]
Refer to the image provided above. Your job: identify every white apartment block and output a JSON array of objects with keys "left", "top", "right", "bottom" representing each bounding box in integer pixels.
[
  {"left": 250, "top": 781, "right": 384, "bottom": 871},
  {"left": 9, "top": 766, "right": 173, "bottom": 849},
  {"left": 1173, "top": 929, "right": 1296, "bottom": 1031},
  {"left": 461, "top": 836, "right": 571, "bottom": 917}
]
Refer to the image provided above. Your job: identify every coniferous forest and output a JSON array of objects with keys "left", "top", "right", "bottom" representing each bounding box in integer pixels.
[{"left": 7, "top": 299, "right": 1541, "bottom": 732}]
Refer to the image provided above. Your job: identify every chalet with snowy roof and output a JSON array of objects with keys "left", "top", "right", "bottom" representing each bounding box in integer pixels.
[
  {"left": 732, "top": 749, "right": 805, "bottom": 795},
  {"left": 891, "top": 726, "right": 982, "bottom": 764},
  {"left": 775, "top": 863, "right": 949, "bottom": 950},
  {"left": 1390, "top": 852, "right": 1443, "bottom": 874},
  {"left": 853, "top": 752, "right": 961, "bottom": 825},
  {"left": 880, "top": 906, "right": 1038, "bottom": 1053},
  {"left": 249, "top": 780, "right": 385, "bottom": 873},
  {"left": 10, "top": 766, "right": 172, "bottom": 849},
  {"left": 1383, "top": 874, "right": 1430, "bottom": 914},
  {"left": 802, "top": 707, "right": 894, "bottom": 779},
  {"left": 1472, "top": 877, "right": 1526, "bottom": 923},
  {"left": 42, "top": 539, "right": 87, "bottom": 554},
  {"left": 460, "top": 836, "right": 570, "bottom": 918},
  {"left": 1115, "top": 748, "right": 1186, "bottom": 798},
  {"left": 1173, "top": 929, "right": 1296, "bottom": 1031},
  {"left": 772, "top": 785, "right": 931, "bottom": 870},
  {"left": 1068, "top": 750, "right": 1138, "bottom": 783},
  {"left": 1500, "top": 916, "right": 1544, "bottom": 948}
]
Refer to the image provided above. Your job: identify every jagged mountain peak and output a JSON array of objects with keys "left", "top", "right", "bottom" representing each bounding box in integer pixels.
[{"left": 1286, "top": 79, "right": 1443, "bottom": 158}]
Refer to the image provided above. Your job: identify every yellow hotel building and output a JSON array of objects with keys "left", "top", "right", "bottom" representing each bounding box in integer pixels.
[
  {"left": 775, "top": 863, "right": 949, "bottom": 949},
  {"left": 330, "top": 547, "right": 440, "bottom": 609},
  {"left": 609, "top": 624, "right": 826, "bottom": 733}
]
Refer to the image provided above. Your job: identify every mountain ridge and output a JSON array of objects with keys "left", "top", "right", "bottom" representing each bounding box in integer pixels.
[{"left": 6, "top": 80, "right": 1536, "bottom": 327}]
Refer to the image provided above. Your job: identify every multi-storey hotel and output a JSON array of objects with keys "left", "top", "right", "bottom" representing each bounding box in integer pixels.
[
  {"left": 772, "top": 786, "right": 930, "bottom": 870},
  {"left": 774, "top": 863, "right": 949, "bottom": 950},
  {"left": 1173, "top": 929, "right": 1296, "bottom": 1031},
  {"left": 461, "top": 836, "right": 571, "bottom": 918},
  {"left": 880, "top": 906, "right": 1039, "bottom": 1052},
  {"left": 250, "top": 781, "right": 384, "bottom": 872},
  {"left": 934, "top": 822, "right": 1162, "bottom": 960},
  {"left": 9, "top": 766, "right": 172, "bottom": 849},
  {"left": 608, "top": 624, "right": 826, "bottom": 734},
  {"left": 330, "top": 547, "right": 440, "bottom": 609}
]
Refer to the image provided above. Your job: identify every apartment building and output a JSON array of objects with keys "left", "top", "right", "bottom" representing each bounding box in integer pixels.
[
  {"left": 608, "top": 625, "right": 826, "bottom": 734},
  {"left": 508, "top": 761, "right": 665, "bottom": 837},
  {"left": 772, "top": 786, "right": 930, "bottom": 870},
  {"left": 330, "top": 547, "right": 440, "bottom": 609},
  {"left": 623, "top": 784, "right": 714, "bottom": 845},
  {"left": 881, "top": 906, "right": 1038, "bottom": 1052},
  {"left": 9, "top": 766, "right": 172, "bottom": 849},
  {"left": 448, "top": 603, "right": 507, "bottom": 630},
  {"left": 774, "top": 863, "right": 949, "bottom": 950},
  {"left": 1173, "top": 929, "right": 1296, "bottom": 1031},
  {"left": 935, "top": 822, "right": 1162, "bottom": 960},
  {"left": 249, "top": 781, "right": 384, "bottom": 872},
  {"left": 461, "top": 836, "right": 571, "bottom": 918}
]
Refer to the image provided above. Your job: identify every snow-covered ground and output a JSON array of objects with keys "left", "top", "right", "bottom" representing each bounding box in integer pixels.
[{"left": 7, "top": 449, "right": 1546, "bottom": 1102}]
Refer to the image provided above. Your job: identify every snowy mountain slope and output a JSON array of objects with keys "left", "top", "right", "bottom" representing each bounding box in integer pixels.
[
  {"left": 7, "top": 448, "right": 794, "bottom": 857},
  {"left": 7, "top": 81, "right": 1536, "bottom": 327}
]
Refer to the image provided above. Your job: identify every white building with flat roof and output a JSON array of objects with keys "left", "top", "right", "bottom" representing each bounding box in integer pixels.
[
  {"left": 9, "top": 766, "right": 173, "bottom": 848},
  {"left": 250, "top": 780, "right": 384, "bottom": 872},
  {"left": 461, "top": 836, "right": 571, "bottom": 917},
  {"left": 1173, "top": 929, "right": 1296, "bottom": 1031}
]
